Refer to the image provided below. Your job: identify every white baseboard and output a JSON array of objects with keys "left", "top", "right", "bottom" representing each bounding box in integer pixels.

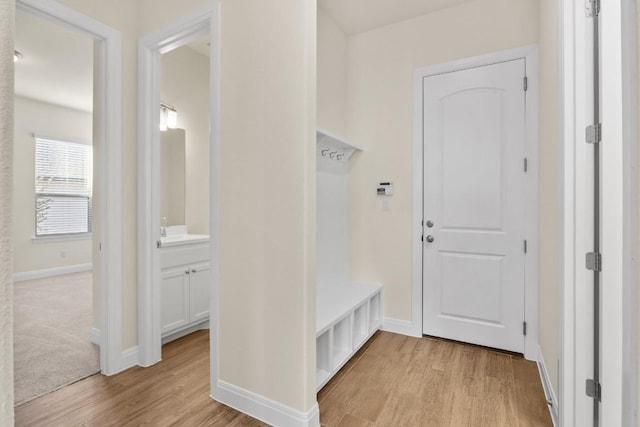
[
  {"left": 382, "top": 317, "right": 421, "bottom": 337},
  {"left": 537, "top": 346, "right": 559, "bottom": 426},
  {"left": 213, "top": 380, "right": 320, "bottom": 427},
  {"left": 162, "top": 320, "right": 209, "bottom": 345},
  {"left": 90, "top": 327, "right": 101, "bottom": 346},
  {"left": 120, "top": 346, "right": 139, "bottom": 373},
  {"left": 13, "top": 263, "right": 92, "bottom": 282}
]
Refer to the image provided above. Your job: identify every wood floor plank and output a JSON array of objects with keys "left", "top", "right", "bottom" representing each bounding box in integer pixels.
[
  {"left": 318, "top": 333, "right": 380, "bottom": 404},
  {"left": 319, "top": 332, "right": 551, "bottom": 427},
  {"left": 512, "top": 357, "right": 554, "bottom": 426},
  {"left": 335, "top": 413, "right": 374, "bottom": 426}
]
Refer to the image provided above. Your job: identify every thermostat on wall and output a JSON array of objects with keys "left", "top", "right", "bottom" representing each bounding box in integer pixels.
[{"left": 377, "top": 182, "right": 393, "bottom": 196}]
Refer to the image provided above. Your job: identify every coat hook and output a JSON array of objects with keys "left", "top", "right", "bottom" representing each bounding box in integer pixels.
[
  {"left": 337, "top": 153, "right": 344, "bottom": 160},
  {"left": 321, "top": 149, "right": 329, "bottom": 156},
  {"left": 329, "top": 151, "right": 336, "bottom": 158}
]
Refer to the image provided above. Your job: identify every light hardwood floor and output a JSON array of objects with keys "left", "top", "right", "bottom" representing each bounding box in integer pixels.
[
  {"left": 15, "top": 330, "right": 552, "bottom": 426},
  {"left": 318, "top": 332, "right": 553, "bottom": 426}
]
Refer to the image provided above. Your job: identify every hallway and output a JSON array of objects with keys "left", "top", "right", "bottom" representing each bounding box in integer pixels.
[{"left": 15, "top": 330, "right": 551, "bottom": 426}]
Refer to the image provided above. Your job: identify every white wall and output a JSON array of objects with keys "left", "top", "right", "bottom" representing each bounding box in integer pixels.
[
  {"left": 317, "top": 9, "right": 350, "bottom": 289},
  {"left": 317, "top": 7, "right": 347, "bottom": 136},
  {"left": 12, "top": 96, "right": 93, "bottom": 274},
  {"left": 316, "top": 160, "right": 349, "bottom": 288},
  {"left": 160, "top": 46, "right": 209, "bottom": 234}
]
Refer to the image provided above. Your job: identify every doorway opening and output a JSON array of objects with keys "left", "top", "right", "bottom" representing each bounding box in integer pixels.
[
  {"left": 14, "top": 0, "right": 122, "bottom": 385},
  {"left": 137, "top": 8, "right": 219, "bottom": 377},
  {"left": 12, "top": 9, "right": 97, "bottom": 405}
]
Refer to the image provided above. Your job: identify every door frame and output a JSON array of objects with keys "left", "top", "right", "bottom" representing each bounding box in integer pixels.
[
  {"left": 560, "top": 0, "right": 639, "bottom": 424},
  {"left": 411, "top": 45, "right": 539, "bottom": 361},
  {"left": 16, "top": 0, "right": 123, "bottom": 375},
  {"left": 137, "top": 3, "right": 220, "bottom": 374}
]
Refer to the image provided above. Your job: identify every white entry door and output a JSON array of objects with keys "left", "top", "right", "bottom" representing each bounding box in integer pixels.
[{"left": 422, "top": 59, "right": 527, "bottom": 353}]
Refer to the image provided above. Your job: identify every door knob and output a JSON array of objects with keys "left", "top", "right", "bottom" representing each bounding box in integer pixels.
[
  {"left": 426, "top": 220, "right": 434, "bottom": 228},
  {"left": 426, "top": 235, "right": 434, "bottom": 243}
]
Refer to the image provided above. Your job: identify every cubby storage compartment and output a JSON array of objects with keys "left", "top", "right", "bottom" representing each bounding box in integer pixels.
[
  {"left": 369, "top": 292, "right": 381, "bottom": 333},
  {"left": 332, "top": 315, "right": 352, "bottom": 369},
  {"left": 316, "top": 330, "right": 331, "bottom": 387},
  {"left": 352, "top": 303, "right": 368, "bottom": 349}
]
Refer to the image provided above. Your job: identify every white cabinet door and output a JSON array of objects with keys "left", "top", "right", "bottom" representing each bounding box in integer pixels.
[
  {"left": 189, "top": 262, "right": 210, "bottom": 322},
  {"left": 422, "top": 59, "right": 527, "bottom": 353},
  {"left": 161, "top": 267, "right": 190, "bottom": 334}
]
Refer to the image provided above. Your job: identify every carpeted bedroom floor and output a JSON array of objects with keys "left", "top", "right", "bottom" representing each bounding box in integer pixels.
[{"left": 13, "top": 271, "right": 99, "bottom": 405}]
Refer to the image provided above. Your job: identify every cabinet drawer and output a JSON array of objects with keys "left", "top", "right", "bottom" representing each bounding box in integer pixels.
[{"left": 160, "top": 243, "right": 209, "bottom": 269}]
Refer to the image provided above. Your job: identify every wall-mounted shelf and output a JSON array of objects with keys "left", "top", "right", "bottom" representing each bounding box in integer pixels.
[{"left": 316, "top": 128, "right": 363, "bottom": 162}]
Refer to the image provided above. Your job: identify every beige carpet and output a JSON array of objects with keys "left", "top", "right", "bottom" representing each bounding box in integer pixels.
[{"left": 13, "top": 271, "right": 99, "bottom": 405}]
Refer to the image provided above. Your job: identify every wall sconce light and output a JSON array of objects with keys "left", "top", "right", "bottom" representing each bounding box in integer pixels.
[
  {"left": 14, "top": 51, "right": 23, "bottom": 63},
  {"left": 159, "top": 103, "right": 178, "bottom": 131}
]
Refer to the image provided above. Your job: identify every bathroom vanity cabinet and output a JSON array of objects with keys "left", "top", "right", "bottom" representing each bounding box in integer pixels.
[{"left": 160, "top": 242, "right": 210, "bottom": 339}]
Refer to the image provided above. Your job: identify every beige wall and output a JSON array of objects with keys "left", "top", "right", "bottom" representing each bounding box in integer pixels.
[
  {"left": 216, "top": 0, "right": 317, "bottom": 411},
  {"left": 160, "top": 47, "right": 210, "bottom": 234},
  {"left": 346, "top": 0, "right": 539, "bottom": 319},
  {"left": 317, "top": 7, "right": 347, "bottom": 136},
  {"left": 12, "top": 96, "right": 93, "bottom": 274},
  {"left": 538, "top": 0, "right": 560, "bottom": 395}
]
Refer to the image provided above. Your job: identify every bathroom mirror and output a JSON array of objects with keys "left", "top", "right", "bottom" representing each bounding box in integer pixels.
[{"left": 160, "top": 128, "right": 186, "bottom": 226}]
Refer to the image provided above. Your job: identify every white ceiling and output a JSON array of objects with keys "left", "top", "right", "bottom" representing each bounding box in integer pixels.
[
  {"left": 318, "top": 0, "right": 472, "bottom": 35},
  {"left": 15, "top": 9, "right": 93, "bottom": 112}
]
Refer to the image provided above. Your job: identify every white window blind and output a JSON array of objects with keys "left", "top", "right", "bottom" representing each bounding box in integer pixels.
[{"left": 35, "top": 137, "right": 93, "bottom": 236}]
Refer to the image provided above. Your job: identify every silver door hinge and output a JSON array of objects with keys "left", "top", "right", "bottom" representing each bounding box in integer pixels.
[
  {"left": 524, "top": 240, "right": 527, "bottom": 254},
  {"left": 157, "top": 240, "right": 161, "bottom": 249},
  {"left": 585, "top": 0, "right": 600, "bottom": 17},
  {"left": 524, "top": 158, "right": 528, "bottom": 172},
  {"left": 99, "top": 242, "right": 102, "bottom": 251},
  {"left": 586, "top": 123, "right": 602, "bottom": 144},
  {"left": 586, "top": 379, "right": 602, "bottom": 401},
  {"left": 523, "top": 321, "right": 527, "bottom": 336},
  {"left": 523, "top": 76, "right": 528, "bottom": 91},
  {"left": 586, "top": 252, "right": 602, "bottom": 272}
]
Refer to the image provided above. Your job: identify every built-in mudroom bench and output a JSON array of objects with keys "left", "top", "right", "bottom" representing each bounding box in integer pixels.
[{"left": 316, "top": 129, "right": 383, "bottom": 391}]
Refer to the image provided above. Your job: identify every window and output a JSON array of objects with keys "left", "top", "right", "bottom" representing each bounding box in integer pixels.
[{"left": 35, "top": 137, "right": 93, "bottom": 237}]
